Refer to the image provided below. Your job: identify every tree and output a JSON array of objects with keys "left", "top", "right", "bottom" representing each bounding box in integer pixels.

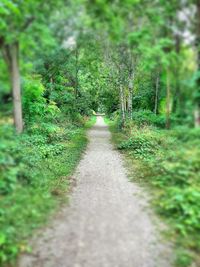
[{"left": 0, "top": 0, "right": 65, "bottom": 133}]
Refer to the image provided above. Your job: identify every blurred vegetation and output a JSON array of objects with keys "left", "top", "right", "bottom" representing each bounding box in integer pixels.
[
  {"left": 1, "top": 0, "right": 200, "bottom": 266},
  {"left": 106, "top": 113, "right": 200, "bottom": 266},
  {"left": 0, "top": 2, "right": 99, "bottom": 265},
  {"left": 0, "top": 120, "right": 89, "bottom": 264}
]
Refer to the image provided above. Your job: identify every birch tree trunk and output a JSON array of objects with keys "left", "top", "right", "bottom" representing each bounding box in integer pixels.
[
  {"left": 128, "top": 71, "right": 133, "bottom": 119},
  {"left": 2, "top": 42, "right": 23, "bottom": 133},
  {"left": 119, "top": 83, "right": 125, "bottom": 126},
  {"left": 11, "top": 43, "right": 23, "bottom": 133}
]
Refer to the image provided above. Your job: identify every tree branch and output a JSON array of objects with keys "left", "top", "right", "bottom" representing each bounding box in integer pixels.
[{"left": 21, "top": 16, "right": 35, "bottom": 31}]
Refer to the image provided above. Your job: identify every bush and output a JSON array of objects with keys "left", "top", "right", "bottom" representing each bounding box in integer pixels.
[
  {"left": 22, "top": 77, "right": 46, "bottom": 122},
  {"left": 171, "top": 127, "right": 200, "bottom": 142},
  {"left": 118, "top": 135, "right": 157, "bottom": 159},
  {"left": 159, "top": 187, "right": 200, "bottom": 236},
  {"left": 131, "top": 110, "right": 183, "bottom": 128},
  {"left": 0, "top": 125, "right": 21, "bottom": 194},
  {"left": 23, "top": 76, "right": 62, "bottom": 125}
]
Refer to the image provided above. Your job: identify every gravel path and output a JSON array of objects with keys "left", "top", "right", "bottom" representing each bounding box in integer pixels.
[{"left": 19, "top": 116, "right": 172, "bottom": 267}]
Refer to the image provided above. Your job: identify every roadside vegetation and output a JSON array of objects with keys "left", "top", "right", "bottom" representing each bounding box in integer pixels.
[
  {"left": 0, "top": 2, "right": 98, "bottom": 264},
  {"left": 106, "top": 113, "right": 200, "bottom": 267},
  {"left": 0, "top": 117, "right": 92, "bottom": 264}
]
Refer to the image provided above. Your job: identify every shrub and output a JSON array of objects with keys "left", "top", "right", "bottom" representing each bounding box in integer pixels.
[
  {"left": 131, "top": 110, "right": 183, "bottom": 128},
  {"left": 22, "top": 76, "right": 46, "bottom": 122},
  {"left": 0, "top": 125, "right": 21, "bottom": 194},
  {"left": 159, "top": 187, "right": 200, "bottom": 236},
  {"left": 118, "top": 135, "right": 157, "bottom": 159}
]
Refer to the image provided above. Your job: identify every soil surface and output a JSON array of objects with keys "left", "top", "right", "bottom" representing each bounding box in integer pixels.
[{"left": 18, "top": 116, "right": 172, "bottom": 267}]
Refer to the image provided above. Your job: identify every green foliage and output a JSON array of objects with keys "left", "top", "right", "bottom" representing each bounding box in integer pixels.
[
  {"left": 110, "top": 115, "right": 200, "bottom": 266},
  {"left": 130, "top": 110, "right": 184, "bottom": 128},
  {"left": 118, "top": 135, "right": 157, "bottom": 159},
  {"left": 171, "top": 127, "right": 200, "bottom": 142},
  {"left": 22, "top": 76, "right": 47, "bottom": 122},
  {"left": 0, "top": 6, "right": 99, "bottom": 264},
  {"left": 0, "top": 118, "right": 91, "bottom": 265},
  {"left": 175, "top": 250, "right": 193, "bottom": 267},
  {"left": 36, "top": 47, "right": 97, "bottom": 119},
  {"left": 0, "top": 0, "right": 64, "bottom": 43},
  {"left": 0, "top": 125, "right": 20, "bottom": 195},
  {"left": 132, "top": 110, "right": 166, "bottom": 127},
  {"left": 159, "top": 187, "right": 200, "bottom": 235}
]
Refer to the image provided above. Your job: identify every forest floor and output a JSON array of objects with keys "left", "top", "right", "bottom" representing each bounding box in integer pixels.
[{"left": 18, "top": 116, "right": 173, "bottom": 267}]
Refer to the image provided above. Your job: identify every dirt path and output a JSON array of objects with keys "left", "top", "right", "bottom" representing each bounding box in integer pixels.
[{"left": 19, "top": 116, "right": 172, "bottom": 267}]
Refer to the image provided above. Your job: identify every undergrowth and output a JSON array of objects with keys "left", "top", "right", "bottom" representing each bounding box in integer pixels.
[
  {"left": 0, "top": 116, "right": 96, "bottom": 266},
  {"left": 106, "top": 114, "right": 200, "bottom": 267}
]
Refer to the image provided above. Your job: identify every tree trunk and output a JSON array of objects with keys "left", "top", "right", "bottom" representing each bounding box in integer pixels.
[
  {"left": 9, "top": 42, "right": 23, "bottom": 133},
  {"left": 172, "top": 34, "right": 181, "bottom": 115},
  {"left": 166, "top": 69, "right": 171, "bottom": 129},
  {"left": 194, "top": 107, "right": 200, "bottom": 127},
  {"left": 128, "top": 71, "right": 133, "bottom": 119},
  {"left": 154, "top": 72, "right": 159, "bottom": 114},
  {"left": 195, "top": 0, "right": 200, "bottom": 127},
  {"left": 75, "top": 46, "right": 79, "bottom": 98},
  {"left": 119, "top": 83, "right": 125, "bottom": 127}
]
